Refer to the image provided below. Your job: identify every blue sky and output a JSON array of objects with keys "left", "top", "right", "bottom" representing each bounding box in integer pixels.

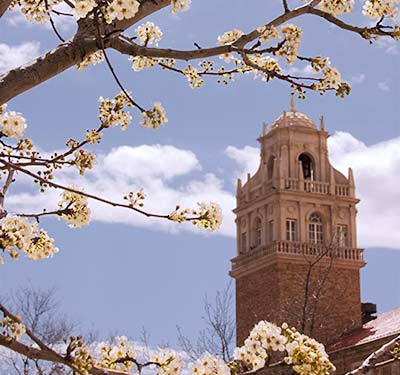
[{"left": 0, "top": 0, "right": 400, "bottom": 347}]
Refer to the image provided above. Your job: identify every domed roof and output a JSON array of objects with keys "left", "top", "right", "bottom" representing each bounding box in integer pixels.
[{"left": 270, "top": 96, "right": 316, "bottom": 130}]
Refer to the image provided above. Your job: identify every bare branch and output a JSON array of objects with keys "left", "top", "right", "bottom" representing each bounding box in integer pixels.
[
  {"left": 0, "top": 168, "right": 15, "bottom": 213},
  {"left": 0, "top": 0, "right": 171, "bottom": 105},
  {"left": 0, "top": 159, "right": 208, "bottom": 224},
  {"left": 346, "top": 334, "right": 400, "bottom": 374},
  {"left": 308, "top": 8, "right": 399, "bottom": 38}
]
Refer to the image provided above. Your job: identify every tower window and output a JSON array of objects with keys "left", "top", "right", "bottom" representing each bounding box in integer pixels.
[
  {"left": 267, "top": 156, "right": 274, "bottom": 180},
  {"left": 299, "top": 153, "right": 314, "bottom": 180},
  {"left": 268, "top": 220, "right": 274, "bottom": 242},
  {"left": 309, "top": 213, "right": 323, "bottom": 244},
  {"left": 255, "top": 218, "right": 262, "bottom": 247},
  {"left": 286, "top": 219, "right": 297, "bottom": 241},
  {"left": 337, "top": 225, "right": 348, "bottom": 247},
  {"left": 241, "top": 232, "right": 247, "bottom": 253}
]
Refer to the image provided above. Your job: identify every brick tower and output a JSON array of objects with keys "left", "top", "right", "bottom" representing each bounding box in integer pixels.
[{"left": 230, "top": 97, "right": 365, "bottom": 346}]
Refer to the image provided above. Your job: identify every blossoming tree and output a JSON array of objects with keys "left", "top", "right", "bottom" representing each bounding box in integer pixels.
[{"left": 1, "top": 0, "right": 400, "bottom": 373}]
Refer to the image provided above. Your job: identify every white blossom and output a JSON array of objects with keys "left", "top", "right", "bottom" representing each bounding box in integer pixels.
[
  {"left": 319, "top": 0, "right": 354, "bottom": 15},
  {"left": 73, "top": 0, "right": 97, "bottom": 19},
  {"left": 0, "top": 216, "right": 57, "bottom": 263},
  {"left": 0, "top": 110, "right": 27, "bottom": 138},
  {"left": 140, "top": 102, "right": 168, "bottom": 129},
  {"left": 362, "top": 0, "right": 400, "bottom": 19},
  {"left": 189, "top": 352, "right": 230, "bottom": 375},
  {"left": 171, "top": 0, "right": 191, "bottom": 13},
  {"left": 136, "top": 22, "right": 163, "bottom": 46},
  {"left": 58, "top": 188, "right": 91, "bottom": 228},
  {"left": 130, "top": 56, "right": 158, "bottom": 72},
  {"left": 105, "top": 0, "right": 140, "bottom": 22},
  {"left": 77, "top": 51, "right": 105, "bottom": 71},
  {"left": 152, "top": 348, "right": 183, "bottom": 375}
]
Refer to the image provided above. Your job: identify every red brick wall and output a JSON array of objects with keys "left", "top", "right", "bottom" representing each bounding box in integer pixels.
[{"left": 234, "top": 258, "right": 362, "bottom": 345}]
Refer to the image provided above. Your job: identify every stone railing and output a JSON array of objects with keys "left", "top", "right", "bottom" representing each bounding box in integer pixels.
[
  {"left": 284, "top": 178, "right": 351, "bottom": 196},
  {"left": 243, "top": 179, "right": 353, "bottom": 203},
  {"left": 232, "top": 241, "right": 364, "bottom": 269}
]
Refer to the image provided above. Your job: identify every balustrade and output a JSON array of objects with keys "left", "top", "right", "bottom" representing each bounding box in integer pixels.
[{"left": 233, "top": 241, "right": 364, "bottom": 268}]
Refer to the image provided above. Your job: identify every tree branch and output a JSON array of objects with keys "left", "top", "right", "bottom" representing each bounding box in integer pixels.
[
  {"left": 0, "top": 0, "right": 12, "bottom": 18},
  {"left": 0, "top": 168, "right": 14, "bottom": 212},
  {"left": 0, "top": 40, "right": 98, "bottom": 105},
  {"left": 0, "top": 0, "right": 171, "bottom": 105},
  {"left": 308, "top": 8, "right": 398, "bottom": 38},
  {"left": 346, "top": 334, "right": 400, "bottom": 374}
]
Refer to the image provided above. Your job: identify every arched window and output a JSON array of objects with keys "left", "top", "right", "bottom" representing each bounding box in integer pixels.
[
  {"left": 299, "top": 153, "right": 314, "bottom": 180},
  {"left": 309, "top": 213, "right": 323, "bottom": 243},
  {"left": 255, "top": 217, "right": 262, "bottom": 247},
  {"left": 267, "top": 156, "right": 274, "bottom": 180}
]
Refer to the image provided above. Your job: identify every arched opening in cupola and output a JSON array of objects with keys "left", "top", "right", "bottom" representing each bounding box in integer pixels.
[
  {"left": 299, "top": 153, "right": 314, "bottom": 180},
  {"left": 267, "top": 156, "right": 274, "bottom": 180}
]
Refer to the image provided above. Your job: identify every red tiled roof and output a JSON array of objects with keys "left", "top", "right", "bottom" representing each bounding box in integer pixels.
[{"left": 328, "top": 307, "right": 400, "bottom": 352}]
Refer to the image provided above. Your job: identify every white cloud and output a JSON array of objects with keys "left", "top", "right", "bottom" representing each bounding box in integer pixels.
[
  {"left": 7, "top": 133, "right": 400, "bottom": 249},
  {"left": 376, "top": 37, "right": 399, "bottom": 55},
  {"left": 8, "top": 144, "right": 236, "bottom": 237},
  {"left": 350, "top": 73, "right": 366, "bottom": 85},
  {"left": 284, "top": 64, "right": 315, "bottom": 76},
  {"left": 328, "top": 132, "right": 400, "bottom": 249},
  {"left": 225, "top": 145, "right": 259, "bottom": 183},
  {"left": 0, "top": 41, "right": 41, "bottom": 74},
  {"left": 5, "top": 5, "right": 75, "bottom": 32},
  {"left": 377, "top": 81, "right": 390, "bottom": 92}
]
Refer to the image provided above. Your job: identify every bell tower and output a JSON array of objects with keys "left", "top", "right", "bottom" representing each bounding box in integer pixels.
[{"left": 230, "top": 98, "right": 365, "bottom": 345}]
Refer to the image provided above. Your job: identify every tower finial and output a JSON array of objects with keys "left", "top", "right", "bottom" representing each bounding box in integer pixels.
[
  {"left": 290, "top": 93, "right": 296, "bottom": 111},
  {"left": 262, "top": 121, "right": 267, "bottom": 136},
  {"left": 320, "top": 115, "right": 325, "bottom": 130}
]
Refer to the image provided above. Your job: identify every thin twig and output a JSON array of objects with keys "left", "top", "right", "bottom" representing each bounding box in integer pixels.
[{"left": 94, "top": 13, "right": 146, "bottom": 112}]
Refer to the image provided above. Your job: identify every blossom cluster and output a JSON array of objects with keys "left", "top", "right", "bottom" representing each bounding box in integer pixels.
[
  {"left": 362, "top": 0, "right": 400, "bottom": 19},
  {"left": 73, "top": 149, "right": 96, "bottom": 175},
  {"left": 77, "top": 51, "right": 105, "bottom": 72},
  {"left": 98, "top": 92, "right": 133, "bottom": 130},
  {"left": 169, "top": 202, "right": 222, "bottom": 231},
  {"left": 217, "top": 29, "right": 244, "bottom": 63},
  {"left": 319, "top": 0, "right": 354, "bottom": 16},
  {"left": 130, "top": 56, "right": 159, "bottom": 72},
  {"left": 152, "top": 348, "right": 183, "bottom": 375},
  {"left": 0, "top": 104, "right": 27, "bottom": 138},
  {"left": 98, "top": 336, "right": 137, "bottom": 372},
  {"left": 284, "top": 327, "right": 335, "bottom": 375},
  {"left": 310, "top": 57, "right": 342, "bottom": 91},
  {"left": 276, "top": 24, "right": 302, "bottom": 64},
  {"left": 8, "top": 0, "right": 62, "bottom": 22},
  {"left": 136, "top": 22, "right": 163, "bottom": 46},
  {"left": 171, "top": 0, "right": 192, "bottom": 13},
  {"left": 257, "top": 25, "right": 279, "bottom": 43},
  {"left": 217, "top": 29, "right": 244, "bottom": 45},
  {"left": 0, "top": 216, "right": 58, "bottom": 264},
  {"left": 231, "top": 321, "right": 335, "bottom": 375},
  {"left": 1, "top": 316, "right": 26, "bottom": 340},
  {"left": 73, "top": 0, "right": 97, "bottom": 19},
  {"left": 140, "top": 102, "right": 168, "bottom": 129},
  {"left": 58, "top": 188, "right": 91, "bottom": 228},
  {"left": 183, "top": 65, "right": 204, "bottom": 88},
  {"left": 190, "top": 352, "right": 230, "bottom": 375},
  {"left": 248, "top": 55, "right": 281, "bottom": 81},
  {"left": 85, "top": 129, "right": 103, "bottom": 144},
  {"left": 67, "top": 336, "right": 94, "bottom": 375},
  {"left": 233, "top": 321, "right": 287, "bottom": 370},
  {"left": 124, "top": 190, "right": 145, "bottom": 207},
  {"left": 257, "top": 24, "right": 302, "bottom": 65}
]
